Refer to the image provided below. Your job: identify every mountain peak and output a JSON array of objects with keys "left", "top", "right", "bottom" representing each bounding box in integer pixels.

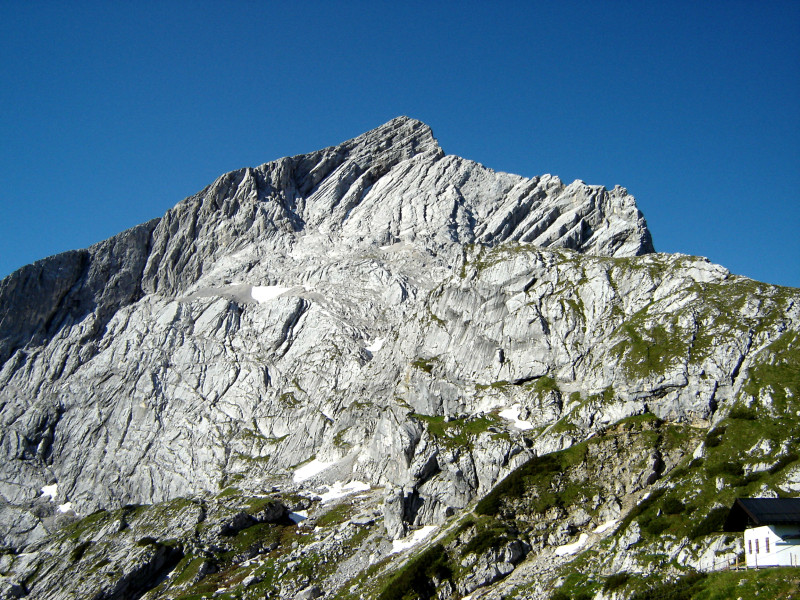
[{"left": 325, "top": 115, "right": 442, "bottom": 168}]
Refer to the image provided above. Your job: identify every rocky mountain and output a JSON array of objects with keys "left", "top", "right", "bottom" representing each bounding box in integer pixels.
[{"left": 0, "top": 116, "right": 798, "bottom": 600}]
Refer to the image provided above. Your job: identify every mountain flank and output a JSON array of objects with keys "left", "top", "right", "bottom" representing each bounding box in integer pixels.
[{"left": 0, "top": 117, "right": 798, "bottom": 600}]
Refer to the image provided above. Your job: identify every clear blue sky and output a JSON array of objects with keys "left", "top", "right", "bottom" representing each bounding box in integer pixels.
[{"left": 1, "top": 1, "right": 798, "bottom": 287}]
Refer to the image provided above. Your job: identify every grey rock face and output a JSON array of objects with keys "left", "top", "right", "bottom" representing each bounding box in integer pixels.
[
  {"left": 0, "top": 117, "right": 658, "bottom": 541},
  {"left": 460, "top": 540, "right": 529, "bottom": 594},
  {"left": 296, "top": 585, "right": 323, "bottom": 600}
]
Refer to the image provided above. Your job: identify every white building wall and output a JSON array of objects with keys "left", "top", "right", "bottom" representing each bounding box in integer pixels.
[{"left": 744, "top": 525, "right": 800, "bottom": 567}]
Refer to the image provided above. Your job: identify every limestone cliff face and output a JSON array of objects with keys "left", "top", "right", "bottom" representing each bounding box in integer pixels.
[
  {"left": 0, "top": 117, "right": 798, "bottom": 600},
  {"left": 0, "top": 117, "right": 653, "bottom": 520}
]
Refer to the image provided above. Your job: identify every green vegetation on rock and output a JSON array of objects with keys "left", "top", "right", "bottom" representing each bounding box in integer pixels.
[
  {"left": 376, "top": 544, "right": 451, "bottom": 600},
  {"left": 413, "top": 412, "right": 505, "bottom": 448}
]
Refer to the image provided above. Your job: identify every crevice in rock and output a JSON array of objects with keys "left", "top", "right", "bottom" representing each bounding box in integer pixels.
[{"left": 107, "top": 543, "right": 185, "bottom": 600}]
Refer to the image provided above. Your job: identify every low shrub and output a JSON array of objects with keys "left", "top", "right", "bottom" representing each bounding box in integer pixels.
[
  {"left": 70, "top": 540, "right": 93, "bottom": 562},
  {"left": 689, "top": 507, "right": 729, "bottom": 539},
  {"left": 462, "top": 527, "right": 508, "bottom": 556},
  {"left": 705, "top": 427, "right": 726, "bottom": 448},
  {"left": 641, "top": 516, "right": 671, "bottom": 536},
  {"left": 662, "top": 497, "right": 686, "bottom": 515},
  {"left": 377, "top": 544, "right": 451, "bottom": 600},
  {"left": 617, "top": 488, "right": 666, "bottom": 532},
  {"left": 475, "top": 453, "right": 562, "bottom": 515},
  {"left": 707, "top": 461, "right": 744, "bottom": 478},
  {"left": 135, "top": 536, "right": 159, "bottom": 547},
  {"left": 728, "top": 407, "right": 757, "bottom": 420},
  {"left": 732, "top": 472, "right": 764, "bottom": 488},
  {"left": 603, "top": 571, "right": 630, "bottom": 592}
]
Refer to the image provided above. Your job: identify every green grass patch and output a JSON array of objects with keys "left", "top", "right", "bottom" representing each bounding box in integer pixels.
[
  {"left": 170, "top": 555, "right": 208, "bottom": 586},
  {"left": 615, "top": 413, "right": 662, "bottom": 430},
  {"left": 216, "top": 486, "right": 241, "bottom": 498},
  {"left": 411, "top": 358, "right": 434, "bottom": 374},
  {"left": 632, "top": 567, "right": 800, "bottom": 600},
  {"left": 630, "top": 571, "right": 707, "bottom": 600},
  {"left": 317, "top": 503, "right": 352, "bottom": 527},
  {"left": 63, "top": 509, "right": 110, "bottom": 541},
  {"left": 531, "top": 376, "right": 559, "bottom": 394},
  {"left": 770, "top": 452, "right": 799, "bottom": 475},
  {"left": 69, "top": 540, "right": 93, "bottom": 562},
  {"left": 413, "top": 413, "right": 502, "bottom": 449},
  {"left": 243, "top": 496, "right": 282, "bottom": 516},
  {"left": 279, "top": 391, "right": 300, "bottom": 407},
  {"left": 611, "top": 319, "right": 689, "bottom": 379},
  {"left": 545, "top": 569, "right": 598, "bottom": 600},
  {"left": 477, "top": 417, "right": 694, "bottom": 523},
  {"left": 616, "top": 488, "right": 666, "bottom": 534},
  {"left": 220, "top": 522, "right": 283, "bottom": 563},
  {"left": 476, "top": 380, "right": 510, "bottom": 391},
  {"left": 662, "top": 401, "right": 800, "bottom": 534},
  {"left": 376, "top": 544, "right": 452, "bottom": 600}
]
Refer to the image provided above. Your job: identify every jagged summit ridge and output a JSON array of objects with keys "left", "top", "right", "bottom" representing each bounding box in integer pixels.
[{"left": 136, "top": 116, "right": 652, "bottom": 296}]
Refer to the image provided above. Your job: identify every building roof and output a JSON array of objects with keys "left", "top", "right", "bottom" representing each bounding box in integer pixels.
[{"left": 724, "top": 498, "right": 800, "bottom": 531}]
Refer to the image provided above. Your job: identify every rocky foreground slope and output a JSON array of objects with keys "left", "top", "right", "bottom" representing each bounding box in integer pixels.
[{"left": 0, "top": 117, "right": 798, "bottom": 600}]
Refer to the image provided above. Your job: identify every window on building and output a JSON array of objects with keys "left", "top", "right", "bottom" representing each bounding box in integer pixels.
[
  {"left": 756, "top": 539, "right": 760, "bottom": 553},
  {"left": 766, "top": 538, "right": 770, "bottom": 553},
  {"left": 749, "top": 540, "right": 752, "bottom": 554}
]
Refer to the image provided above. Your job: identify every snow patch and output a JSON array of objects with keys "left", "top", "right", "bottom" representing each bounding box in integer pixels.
[
  {"left": 365, "top": 338, "right": 385, "bottom": 352},
  {"left": 499, "top": 404, "right": 534, "bottom": 430},
  {"left": 288, "top": 510, "right": 308, "bottom": 524},
  {"left": 251, "top": 285, "right": 293, "bottom": 303},
  {"left": 40, "top": 484, "right": 58, "bottom": 501},
  {"left": 57, "top": 502, "right": 73, "bottom": 514},
  {"left": 555, "top": 533, "right": 589, "bottom": 556},
  {"left": 293, "top": 459, "right": 336, "bottom": 483},
  {"left": 391, "top": 525, "right": 438, "bottom": 554},
  {"left": 317, "top": 481, "right": 370, "bottom": 503},
  {"left": 594, "top": 519, "right": 618, "bottom": 534},
  {"left": 692, "top": 441, "right": 705, "bottom": 459}
]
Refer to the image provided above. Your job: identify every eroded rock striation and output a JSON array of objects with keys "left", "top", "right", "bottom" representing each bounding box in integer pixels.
[{"left": 0, "top": 117, "right": 798, "bottom": 600}]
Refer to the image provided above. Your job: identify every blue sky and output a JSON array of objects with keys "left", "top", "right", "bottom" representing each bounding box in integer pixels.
[{"left": 1, "top": 1, "right": 798, "bottom": 287}]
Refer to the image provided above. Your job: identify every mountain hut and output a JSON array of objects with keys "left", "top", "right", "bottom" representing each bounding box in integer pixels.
[{"left": 724, "top": 498, "right": 800, "bottom": 568}]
